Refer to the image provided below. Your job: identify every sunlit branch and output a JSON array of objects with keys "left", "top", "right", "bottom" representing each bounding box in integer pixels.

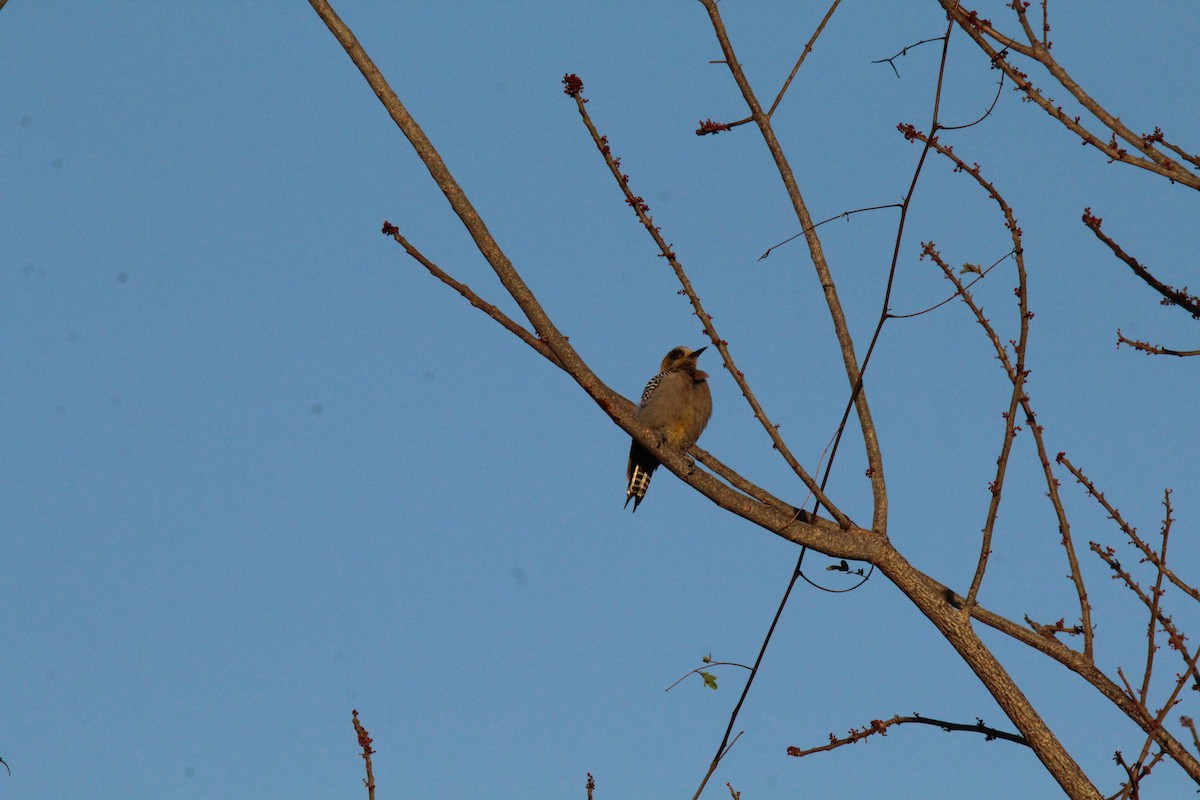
[
  {"left": 699, "top": 0, "right": 888, "bottom": 535},
  {"left": 563, "top": 76, "right": 849, "bottom": 528}
]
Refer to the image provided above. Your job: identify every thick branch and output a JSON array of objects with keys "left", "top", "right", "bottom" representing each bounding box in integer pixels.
[
  {"left": 311, "top": 0, "right": 882, "bottom": 559},
  {"left": 875, "top": 548, "right": 1102, "bottom": 800}
]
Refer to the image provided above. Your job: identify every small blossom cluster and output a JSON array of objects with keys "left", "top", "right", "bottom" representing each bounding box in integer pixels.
[{"left": 561, "top": 73, "right": 583, "bottom": 97}]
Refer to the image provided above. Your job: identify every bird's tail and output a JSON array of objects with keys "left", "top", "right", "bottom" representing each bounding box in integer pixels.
[{"left": 625, "top": 440, "right": 659, "bottom": 512}]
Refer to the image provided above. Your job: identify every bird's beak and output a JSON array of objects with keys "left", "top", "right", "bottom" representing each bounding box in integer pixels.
[{"left": 690, "top": 346, "right": 707, "bottom": 358}]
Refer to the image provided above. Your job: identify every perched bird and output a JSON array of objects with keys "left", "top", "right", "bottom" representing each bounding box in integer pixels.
[{"left": 625, "top": 345, "right": 713, "bottom": 512}]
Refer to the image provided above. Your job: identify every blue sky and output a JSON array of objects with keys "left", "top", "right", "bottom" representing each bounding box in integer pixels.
[{"left": 3, "top": 3, "right": 1198, "bottom": 798}]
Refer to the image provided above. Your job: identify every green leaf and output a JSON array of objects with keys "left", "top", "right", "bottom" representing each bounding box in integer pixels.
[{"left": 700, "top": 671, "right": 718, "bottom": 690}]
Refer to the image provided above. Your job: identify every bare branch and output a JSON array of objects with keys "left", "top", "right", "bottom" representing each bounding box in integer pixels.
[
  {"left": 1081, "top": 209, "right": 1200, "bottom": 318},
  {"left": 871, "top": 36, "right": 946, "bottom": 78},
  {"left": 900, "top": 127, "right": 1093, "bottom": 655},
  {"left": 939, "top": 1, "right": 1200, "bottom": 189},
  {"left": 699, "top": 0, "right": 889, "bottom": 534},
  {"left": 563, "top": 77, "right": 850, "bottom": 527},
  {"left": 1058, "top": 457, "right": 1200, "bottom": 606},
  {"left": 766, "top": 0, "right": 843, "bottom": 117},
  {"left": 313, "top": 0, "right": 892, "bottom": 564},
  {"left": 788, "top": 713, "right": 1029, "bottom": 758},
  {"left": 380, "top": 222, "right": 562, "bottom": 368},
  {"left": 352, "top": 710, "right": 376, "bottom": 800},
  {"left": 1182, "top": 716, "right": 1200, "bottom": 756},
  {"left": 1115, "top": 332, "right": 1200, "bottom": 358}
]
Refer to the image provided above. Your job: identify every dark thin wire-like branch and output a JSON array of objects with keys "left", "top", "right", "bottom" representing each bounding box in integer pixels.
[
  {"left": 757, "top": 204, "right": 901, "bottom": 262},
  {"left": 872, "top": 36, "right": 946, "bottom": 78},
  {"left": 690, "top": 554, "right": 807, "bottom": 800},
  {"left": 888, "top": 248, "right": 1015, "bottom": 319},
  {"left": 665, "top": 659, "right": 752, "bottom": 693},
  {"left": 939, "top": 73, "right": 1005, "bottom": 131}
]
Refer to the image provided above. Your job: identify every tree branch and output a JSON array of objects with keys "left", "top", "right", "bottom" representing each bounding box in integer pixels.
[
  {"left": 699, "top": 0, "right": 889, "bottom": 535},
  {"left": 788, "top": 712, "right": 1028, "bottom": 758}
]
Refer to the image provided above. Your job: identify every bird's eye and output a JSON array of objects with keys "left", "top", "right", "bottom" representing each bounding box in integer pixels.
[{"left": 668, "top": 348, "right": 684, "bottom": 359}]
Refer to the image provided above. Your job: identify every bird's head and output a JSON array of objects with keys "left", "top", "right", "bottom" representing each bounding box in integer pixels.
[{"left": 660, "top": 345, "right": 708, "bottom": 375}]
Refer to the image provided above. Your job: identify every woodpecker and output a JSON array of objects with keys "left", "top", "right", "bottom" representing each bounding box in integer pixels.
[{"left": 624, "top": 345, "right": 713, "bottom": 512}]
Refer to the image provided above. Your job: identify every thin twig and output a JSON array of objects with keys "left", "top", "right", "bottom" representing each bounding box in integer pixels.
[
  {"left": 1081, "top": 210, "right": 1200, "bottom": 318},
  {"left": 900, "top": 126, "right": 1093, "bottom": 656},
  {"left": 766, "top": 0, "right": 843, "bottom": 117},
  {"left": 664, "top": 659, "right": 752, "bottom": 693},
  {"left": 380, "top": 223, "right": 562, "bottom": 367},
  {"left": 888, "top": 248, "right": 1015, "bottom": 319},
  {"left": 757, "top": 204, "right": 901, "bottom": 262},
  {"left": 352, "top": 710, "right": 376, "bottom": 800},
  {"left": 788, "top": 713, "right": 1029, "bottom": 757},
  {"left": 920, "top": 244, "right": 1024, "bottom": 613},
  {"left": 1115, "top": 331, "right": 1200, "bottom": 358},
  {"left": 1181, "top": 716, "right": 1200, "bottom": 756},
  {"left": 690, "top": 553, "right": 807, "bottom": 800},
  {"left": 1089, "top": 543, "right": 1200, "bottom": 694},
  {"left": 871, "top": 36, "right": 945, "bottom": 78},
  {"left": 1059, "top": 457, "right": 1200, "bottom": 605}
]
